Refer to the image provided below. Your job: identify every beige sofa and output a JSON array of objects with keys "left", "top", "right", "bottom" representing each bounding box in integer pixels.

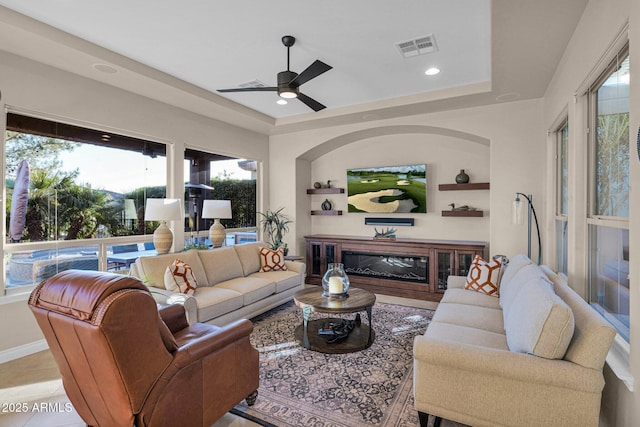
[
  {"left": 413, "top": 255, "right": 616, "bottom": 427},
  {"left": 129, "top": 241, "right": 305, "bottom": 326}
]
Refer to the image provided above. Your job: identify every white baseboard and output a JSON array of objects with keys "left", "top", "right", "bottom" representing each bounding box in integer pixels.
[{"left": 0, "top": 339, "right": 48, "bottom": 364}]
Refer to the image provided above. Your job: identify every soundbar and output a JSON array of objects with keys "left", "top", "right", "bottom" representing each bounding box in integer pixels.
[{"left": 364, "top": 217, "right": 414, "bottom": 226}]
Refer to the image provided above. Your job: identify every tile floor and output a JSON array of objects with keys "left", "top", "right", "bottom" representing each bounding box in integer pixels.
[
  {"left": 0, "top": 294, "right": 444, "bottom": 427},
  {"left": 0, "top": 349, "right": 259, "bottom": 427}
]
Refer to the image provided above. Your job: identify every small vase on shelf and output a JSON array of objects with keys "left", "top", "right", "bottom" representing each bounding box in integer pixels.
[
  {"left": 321, "top": 199, "right": 333, "bottom": 211},
  {"left": 455, "top": 169, "right": 470, "bottom": 184}
]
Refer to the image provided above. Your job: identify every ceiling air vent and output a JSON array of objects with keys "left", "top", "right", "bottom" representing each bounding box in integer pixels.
[
  {"left": 238, "top": 80, "right": 267, "bottom": 88},
  {"left": 396, "top": 34, "right": 438, "bottom": 58}
]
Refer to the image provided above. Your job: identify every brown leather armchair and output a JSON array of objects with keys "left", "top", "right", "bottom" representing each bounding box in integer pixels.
[{"left": 28, "top": 270, "right": 259, "bottom": 427}]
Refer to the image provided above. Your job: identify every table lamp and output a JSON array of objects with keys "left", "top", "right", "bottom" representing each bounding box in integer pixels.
[
  {"left": 202, "top": 200, "right": 232, "bottom": 248},
  {"left": 144, "top": 198, "right": 183, "bottom": 254}
]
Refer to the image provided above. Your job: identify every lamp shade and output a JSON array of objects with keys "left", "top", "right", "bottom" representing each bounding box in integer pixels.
[
  {"left": 512, "top": 197, "right": 524, "bottom": 224},
  {"left": 144, "top": 198, "right": 183, "bottom": 221},
  {"left": 202, "top": 200, "right": 232, "bottom": 219},
  {"left": 123, "top": 199, "right": 137, "bottom": 220},
  {"left": 511, "top": 192, "right": 542, "bottom": 265}
]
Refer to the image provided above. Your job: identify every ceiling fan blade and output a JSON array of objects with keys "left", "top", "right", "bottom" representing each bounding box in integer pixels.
[
  {"left": 290, "top": 60, "right": 332, "bottom": 87},
  {"left": 217, "top": 87, "right": 277, "bottom": 93},
  {"left": 298, "top": 93, "right": 326, "bottom": 112}
]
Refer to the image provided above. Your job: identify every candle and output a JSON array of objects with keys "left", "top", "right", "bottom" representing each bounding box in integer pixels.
[{"left": 328, "top": 276, "right": 343, "bottom": 294}]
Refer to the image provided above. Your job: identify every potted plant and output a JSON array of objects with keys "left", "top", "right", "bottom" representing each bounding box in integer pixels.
[{"left": 258, "top": 207, "right": 292, "bottom": 255}]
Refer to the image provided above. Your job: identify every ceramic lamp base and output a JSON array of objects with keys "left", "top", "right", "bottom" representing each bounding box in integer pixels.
[
  {"left": 153, "top": 221, "right": 173, "bottom": 254},
  {"left": 209, "top": 219, "right": 226, "bottom": 248}
]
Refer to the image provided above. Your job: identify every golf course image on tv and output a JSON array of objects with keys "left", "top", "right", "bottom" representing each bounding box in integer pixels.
[{"left": 346, "top": 164, "right": 426, "bottom": 213}]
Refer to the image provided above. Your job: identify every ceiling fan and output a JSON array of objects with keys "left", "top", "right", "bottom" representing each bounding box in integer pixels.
[{"left": 218, "top": 35, "right": 332, "bottom": 112}]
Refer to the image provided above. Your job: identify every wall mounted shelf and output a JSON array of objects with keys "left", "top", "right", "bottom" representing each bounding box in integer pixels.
[
  {"left": 307, "top": 188, "right": 345, "bottom": 194},
  {"left": 311, "top": 210, "right": 342, "bottom": 216},
  {"left": 438, "top": 183, "right": 490, "bottom": 191},
  {"left": 442, "top": 210, "right": 484, "bottom": 217},
  {"left": 308, "top": 188, "right": 345, "bottom": 216}
]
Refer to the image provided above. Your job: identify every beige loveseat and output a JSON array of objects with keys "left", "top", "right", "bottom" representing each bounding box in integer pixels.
[
  {"left": 413, "top": 255, "right": 616, "bottom": 427},
  {"left": 129, "top": 241, "right": 304, "bottom": 326}
]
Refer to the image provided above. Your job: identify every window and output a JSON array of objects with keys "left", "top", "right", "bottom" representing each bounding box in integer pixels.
[
  {"left": 587, "top": 47, "right": 630, "bottom": 341},
  {"left": 555, "top": 120, "right": 569, "bottom": 276},
  {"left": 183, "top": 148, "right": 257, "bottom": 248},
  {"left": 4, "top": 113, "right": 167, "bottom": 291}
]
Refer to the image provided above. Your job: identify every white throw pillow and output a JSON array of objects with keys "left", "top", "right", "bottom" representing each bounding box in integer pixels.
[
  {"left": 504, "top": 278, "right": 575, "bottom": 359},
  {"left": 464, "top": 255, "right": 503, "bottom": 297},
  {"left": 259, "top": 246, "right": 288, "bottom": 272},
  {"left": 164, "top": 259, "right": 198, "bottom": 295}
]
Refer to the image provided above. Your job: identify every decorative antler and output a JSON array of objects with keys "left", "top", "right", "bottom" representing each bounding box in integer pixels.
[{"left": 374, "top": 227, "right": 397, "bottom": 238}]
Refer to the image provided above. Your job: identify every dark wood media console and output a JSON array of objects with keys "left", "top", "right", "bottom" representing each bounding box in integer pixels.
[{"left": 305, "top": 235, "right": 486, "bottom": 302}]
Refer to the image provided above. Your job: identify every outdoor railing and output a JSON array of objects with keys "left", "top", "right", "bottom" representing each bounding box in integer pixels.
[{"left": 2, "top": 227, "right": 257, "bottom": 296}]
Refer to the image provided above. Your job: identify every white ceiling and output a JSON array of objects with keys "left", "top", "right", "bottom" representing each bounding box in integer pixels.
[
  {"left": 0, "top": 0, "right": 490, "bottom": 118},
  {"left": 0, "top": 0, "right": 587, "bottom": 133}
]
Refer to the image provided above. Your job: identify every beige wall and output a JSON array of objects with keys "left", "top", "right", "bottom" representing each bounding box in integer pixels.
[
  {"left": 0, "top": 50, "right": 269, "bottom": 354},
  {"left": 270, "top": 99, "right": 545, "bottom": 260},
  {"left": 0, "top": 51, "right": 267, "bottom": 164},
  {"left": 310, "top": 133, "right": 490, "bottom": 241},
  {"left": 0, "top": 298, "right": 44, "bottom": 353},
  {"left": 542, "top": 0, "right": 638, "bottom": 425}
]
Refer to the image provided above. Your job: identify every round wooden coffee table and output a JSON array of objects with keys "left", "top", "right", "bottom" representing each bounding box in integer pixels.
[{"left": 293, "top": 287, "right": 376, "bottom": 353}]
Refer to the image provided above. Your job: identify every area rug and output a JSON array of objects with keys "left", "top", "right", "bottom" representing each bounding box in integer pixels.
[{"left": 232, "top": 300, "right": 434, "bottom": 427}]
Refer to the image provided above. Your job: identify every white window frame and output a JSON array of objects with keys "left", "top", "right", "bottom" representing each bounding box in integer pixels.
[
  {"left": 1, "top": 109, "right": 177, "bottom": 297},
  {"left": 554, "top": 117, "right": 569, "bottom": 277},
  {"left": 583, "top": 41, "right": 632, "bottom": 391},
  {"left": 182, "top": 144, "right": 259, "bottom": 242}
]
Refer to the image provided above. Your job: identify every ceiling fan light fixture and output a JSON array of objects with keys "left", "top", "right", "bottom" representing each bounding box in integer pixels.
[
  {"left": 279, "top": 88, "right": 298, "bottom": 99},
  {"left": 277, "top": 70, "right": 299, "bottom": 98},
  {"left": 217, "top": 36, "right": 331, "bottom": 112}
]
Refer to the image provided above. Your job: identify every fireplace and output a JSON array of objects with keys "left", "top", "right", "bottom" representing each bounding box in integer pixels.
[
  {"left": 306, "top": 235, "right": 485, "bottom": 301},
  {"left": 341, "top": 250, "right": 429, "bottom": 284}
]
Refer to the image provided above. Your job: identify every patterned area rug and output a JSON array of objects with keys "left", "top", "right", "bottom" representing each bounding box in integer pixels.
[{"left": 232, "top": 300, "right": 434, "bottom": 427}]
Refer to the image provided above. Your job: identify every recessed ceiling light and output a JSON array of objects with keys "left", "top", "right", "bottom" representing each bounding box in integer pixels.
[
  {"left": 496, "top": 92, "right": 520, "bottom": 102},
  {"left": 277, "top": 99, "right": 288, "bottom": 105},
  {"left": 92, "top": 63, "right": 118, "bottom": 74},
  {"left": 425, "top": 67, "right": 440, "bottom": 76}
]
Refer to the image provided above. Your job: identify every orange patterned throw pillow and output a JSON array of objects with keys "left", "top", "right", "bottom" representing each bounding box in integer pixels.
[
  {"left": 259, "top": 247, "right": 287, "bottom": 272},
  {"left": 464, "top": 255, "right": 503, "bottom": 297},
  {"left": 164, "top": 259, "right": 198, "bottom": 295}
]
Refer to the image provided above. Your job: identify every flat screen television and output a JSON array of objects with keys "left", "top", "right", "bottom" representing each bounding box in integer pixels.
[{"left": 346, "top": 164, "right": 426, "bottom": 213}]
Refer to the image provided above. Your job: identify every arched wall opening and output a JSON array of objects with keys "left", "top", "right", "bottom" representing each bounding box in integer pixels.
[{"left": 293, "top": 125, "right": 491, "bottom": 248}]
